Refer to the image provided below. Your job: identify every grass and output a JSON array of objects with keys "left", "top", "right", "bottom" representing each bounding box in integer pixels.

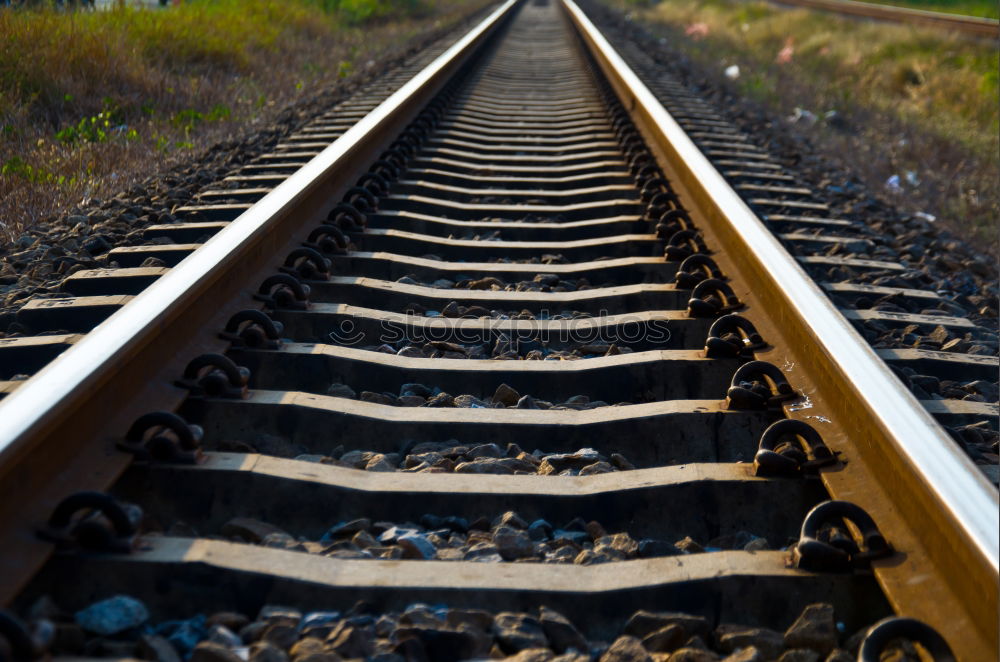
[
  {"left": 611, "top": 0, "right": 999, "bottom": 247},
  {"left": 0, "top": 0, "right": 485, "bottom": 242},
  {"left": 859, "top": 0, "right": 999, "bottom": 20}
]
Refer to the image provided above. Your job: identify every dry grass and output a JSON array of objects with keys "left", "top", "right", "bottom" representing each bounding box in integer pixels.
[
  {"left": 0, "top": 0, "right": 485, "bottom": 242},
  {"left": 611, "top": 0, "right": 999, "bottom": 247}
]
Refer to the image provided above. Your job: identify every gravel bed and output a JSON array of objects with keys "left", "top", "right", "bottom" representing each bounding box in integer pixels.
[
  {"left": 447, "top": 230, "right": 505, "bottom": 241},
  {"left": 470, "top": 213, "right": 565, "bottom": 223},
  {"left": 356, "top": 339, "right": 636, "bottom": 361},
  {"left": 487, "top": 254, "right": 574, "bottom": 265},
  {"left": 417, "top": 307, "right": 595, "bottom": 321},
  {"left": 201, "top": 510, "right": 744, "bottom": 563},
  {"left": 402, "top": 301, "right": 595, "bottom": 321},
  {"left": 946, "top": 421, "right": 999, "bottom": 467},
  {"left": 214, "top": 438, "right": 638, "bottom": 476},
  {"left": 21, "top": 596, "right": 906, "bottom": 662},
  {"left": 327, "top": 382, "right": 630, "bottom": 410},
  {"left": 397, "top": 273, "right": 598, "bottom": 293},
  {"left": 413, "top": 254, "right": 595, "bottom": 265}
]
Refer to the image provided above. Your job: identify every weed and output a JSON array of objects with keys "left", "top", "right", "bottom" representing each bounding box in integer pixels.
[
  {"left": 1, "top": 156, "right": 74, "bottom": 187},
  {"left": 55, "top": 100, "right": 127, "bottom": 144},
  {"left": 167, "top": 104, "right": 231, "bottom": 134}
]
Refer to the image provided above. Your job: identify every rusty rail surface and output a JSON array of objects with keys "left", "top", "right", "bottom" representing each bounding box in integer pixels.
[
  {"left": 0, "top": 0, "right": 996, "bottom": 660},
  {"left": 768, "top": 0, "right": 999, "bottom": 37}
]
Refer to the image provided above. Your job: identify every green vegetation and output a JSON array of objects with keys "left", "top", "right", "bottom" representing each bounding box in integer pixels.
[
  {"left": 307, "top": 0, "right": 428, "bottom": 23},
  {"left": 611, "top": 0, "right": 999, "bottom": 245},
  {"left": 0, "top": 0, "right": 483, "bottom": 239},
  {"left": 861, "top": 0, "right": 999, "bottom": 20}
]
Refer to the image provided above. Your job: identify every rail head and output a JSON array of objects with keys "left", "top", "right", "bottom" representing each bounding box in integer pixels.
[{"left": 561, "top": 0, "right": 998, "bottom": 656}]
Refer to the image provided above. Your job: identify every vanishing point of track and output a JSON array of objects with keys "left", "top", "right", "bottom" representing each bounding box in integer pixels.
[{"left": 0, "top": 1, "right": 996, "bottom": 660}]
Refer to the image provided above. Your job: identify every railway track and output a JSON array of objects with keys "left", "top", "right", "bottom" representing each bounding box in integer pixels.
[
  {"left": 765, "top": 0, "right": 999, "bottom": 38},
  {"left": 0, "top": 0, "right": 996, "bottom": 660}
]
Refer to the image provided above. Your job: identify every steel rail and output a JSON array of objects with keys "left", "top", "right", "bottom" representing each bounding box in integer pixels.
[
  {"left": 0, "top": 0, "right": 517, "bottom": 604},
  {"left": 563, "top": 0, "right": 998, "bottom": 658},
  {"left": 0, "top": 0, "right": 993, "bottom": 656},
  {"left": 767, "top": 0, "right": 999, "bottom": 38}
]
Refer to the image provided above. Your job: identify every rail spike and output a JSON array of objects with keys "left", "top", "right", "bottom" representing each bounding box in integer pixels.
[
  {"left": 177, "top": 353, "right": 250, "bottom": 399},
  {"left": 255, "top": 274, "right": 311, "bottom": 311},
  {"left": 754, "top": 419, "right": 837, "bottom": 477},
  {"left": 644, "top": 190, "right": 681, "bottom": 218},
  {"left": 675, "top": 253, "right": 721, "bottom": 289},
  {"left": 326, "top": 202, "right": 367, "bottom": 231},
  {"left": 687, "top": 278, "right": 742, "bottom": 318},
  {"left": 305, "top": 224, "right": 349, "bottom": 256},
  {"left": 656, "top": 209, "right": 693, "bottom": 240},
  {"left": 704, "top": 314, "right": 765, "bottom": 358},
  {"left": 221, "top": 310, "right": 283, "bottom": 350},
  {"left": 281, "top": 247, "right": 331, "bottom": 281},
  {"left": 343, "top": 185, "right": 378, "bottom": 213},
  {"left": 37, "top": 491, "right": 139, "bottom": 553},
  {"left": 792, "top": 500, "right": 893, "bottom": 571},
  {"left": 664, "top": 229, "right": 707, "bottom": 262},
  {"left": 639, "top": 177, "right": 673, "bottom": 202},
  {"left": 858, "top": 617, "right": 955, "bottom": 662},
  {"left": 117, "top": 411, "right": 203, "bottom": 465},
  {"left": 357, "top": 171, "right": 390, "bottom": 197},
  {"left": 366, "top": 160, "right": 399, "bottom": 184},
  {"left": 726, "top": 360, "right": 798, "bottom": 410}
]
